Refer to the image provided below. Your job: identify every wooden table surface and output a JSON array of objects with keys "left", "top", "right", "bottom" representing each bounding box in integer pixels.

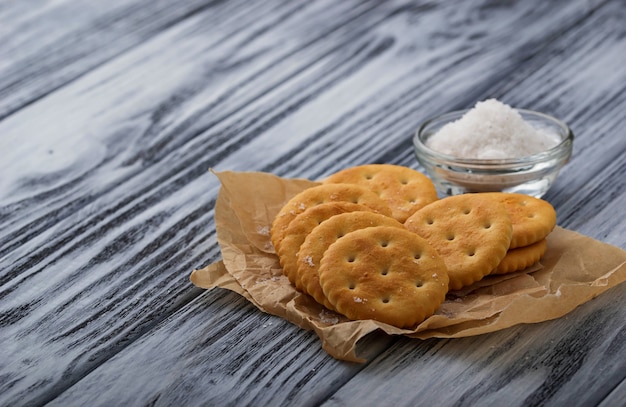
[{"left": 1, "top": 0, "right": 625, "bottom": 405}]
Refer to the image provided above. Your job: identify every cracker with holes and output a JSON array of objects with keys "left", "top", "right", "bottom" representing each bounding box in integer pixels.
[
  {"left": 277, "top": 202, "right": 375, "bottom": 289},
  {"left": 318, "top": 226, "right": 448, "bottom": 328},
  {"left": 270, "top": 183, "right": 392, "bottom": 253},
  {"left": 481, "top": 192, "right": 557, "bottom": 249},
  {"left": 404, "top": 194, "right": 512, "bottom": 290},
  {"left": 323, "top": 164, "right": 438, "bottom": 223},
  {"left": 297, "top": 211, "right": 404, "bottom": 309},
  {"left": 493, "top": 239, "right": 548, "bottom": 275}
]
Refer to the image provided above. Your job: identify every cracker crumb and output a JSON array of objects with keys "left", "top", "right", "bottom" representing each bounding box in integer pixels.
[{"left": 319, "top": 309, "right": 339, "bottom": 325}]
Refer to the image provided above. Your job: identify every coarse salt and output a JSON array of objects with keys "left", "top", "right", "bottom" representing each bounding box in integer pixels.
[
  {"left": 302, "top": 256, "right": 315, "bottom": 267},
  {"left": 426, "top": 99, "right": 560, "bottom": 159}
]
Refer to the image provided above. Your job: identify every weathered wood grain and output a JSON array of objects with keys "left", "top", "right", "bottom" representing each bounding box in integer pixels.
[
  {"left": 47, "top": 289, "right": 396, "bottom": 406},
  {"left": 1, "top": 0, "right": 624, "bottom": 405},
  {"left": 323, "top": 283, "right": 626, "bottom": 407},
  {"left": 1, "top": 1, "right": 395, "bottom": 404},
  {"left": 601, "top": 378, "right": 626, "bottom": 407},
  {"left": 0, "top": 0, "right": 278, "bottom": 120}
]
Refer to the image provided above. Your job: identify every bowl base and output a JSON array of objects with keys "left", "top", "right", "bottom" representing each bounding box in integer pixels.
[{"left": 434, "top": 174, "right": 559, "bottom": 198}]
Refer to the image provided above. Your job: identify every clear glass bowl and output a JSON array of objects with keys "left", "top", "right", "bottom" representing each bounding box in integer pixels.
[{"left": 413, "top": 109, "right": 574, "bottom": 198}]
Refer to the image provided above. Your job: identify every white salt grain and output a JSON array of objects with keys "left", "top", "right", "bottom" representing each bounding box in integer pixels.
[
  {"left": 302, "top": 256, "right": 315, "bottom": 267},
  {"left": 426, "top": 99, "right": 560, "bottom": 159}
]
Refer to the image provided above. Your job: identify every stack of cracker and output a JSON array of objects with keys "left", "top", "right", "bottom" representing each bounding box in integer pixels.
[
  {"left": 271, "top": 164, "right": 557, "bottom": 329},
  {"left": 480, "top": 192, "right": 556, "bottom": 275}
]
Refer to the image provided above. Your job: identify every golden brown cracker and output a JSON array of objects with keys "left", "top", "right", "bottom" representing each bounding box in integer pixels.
[
  {"left": 270, "top": 183, "right": 391, "bottom": 253},
  {"left": 318, "top": 226, "right": 448, "bottom": 328},
  {"left": 404, "top": 194, "right": 512, "bottom": 290},
  {"left": 492, "top": 239, "right": 547, "bottom": 275},
  {"left": 277, "top": 202, "right": 374, "bottom": 289},
  {"left": 482, "top": 192, "right": 556, "bottom": 249},
  {"left": 323, "top": 164, "right": 438, "bottom": 223},
  {"left": 297, "top": 211, "right": 404, "bottom": 309}
]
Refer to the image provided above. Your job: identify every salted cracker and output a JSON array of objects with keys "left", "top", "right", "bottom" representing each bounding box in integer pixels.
[
  {"left": 492, "top": 239, "right": 548, "bottom": 275},
  {"left": 323, "top": 164, "right": 438, "bottom": 223},
  {"left": 405, "top": 194, "right": 512, "bottom": 290},
  {"left": 481, "top": 192, "right": 556, "bottom": 249},
  {"left": 277, "top": 202, "right": 374, "bottom": 289},
  {"left": 297, "top": 211, "right": 404, "bottom": 309},
  {"left": 270, "top": 183, "right": 392, "bottom": 253},
  {"left": 318, "top": 226, "right": 448, "bottom": 328}
]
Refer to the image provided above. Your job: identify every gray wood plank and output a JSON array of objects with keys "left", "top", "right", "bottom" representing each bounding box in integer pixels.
[
  {"left": 0, "top": 0, "right": 270, "bottom": 120},
  {"left": 1, "top": 1, "right": 396, "bottom": 404},
  {"left": 323, "top": 282, "right": 626, "bottom": 407},
  {"left": 8, "top": 0, "right": 622, "bottom": 406},
  {"left": 46, "top": 288, "right": 395, "bottom": 407},
  {"left": 600, "top": 378, "right": 626, "bottom": 407}
]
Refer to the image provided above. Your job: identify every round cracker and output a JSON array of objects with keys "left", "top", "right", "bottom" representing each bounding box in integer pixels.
[
  {"left": 323, "top": 164, "right": 438, "bottom": 223},
  {"left": 318, "top": 226, "right": 448, "bottom": 328},
  {"left": 481, "top": 192, "right": 556, "bottom": 249},
  {"left": 277, "top": 202, "right": 375, "bottom": 289},
  {"left": 405, "top": 194, "right": 512, "bottom": 290},
  {"left": 270, "top": 183, "right": 392, "bottom": 253},
  {"left": 492, "top": 239, "right": 548, "bottom": 275},
  {"left": 297, "top": 211, "right": 404, "bottom": 309}
]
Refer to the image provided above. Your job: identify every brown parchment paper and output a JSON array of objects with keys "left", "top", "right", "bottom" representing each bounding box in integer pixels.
[{"left": 190, "top": 170, "right": 626, "bottom": 362}]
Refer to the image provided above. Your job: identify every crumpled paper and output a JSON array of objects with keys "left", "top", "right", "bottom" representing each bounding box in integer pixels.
[{"left": 190, "top": 170, "right": 626, "bottom": 362}]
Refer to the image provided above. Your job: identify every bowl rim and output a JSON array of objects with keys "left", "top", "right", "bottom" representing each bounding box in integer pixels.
[{"left": 413, "top": 108, "right": 574, "bottom": 167}]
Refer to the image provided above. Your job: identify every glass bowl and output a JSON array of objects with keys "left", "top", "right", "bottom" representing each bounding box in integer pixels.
[{"left": 413, "top": 109, "right": 574, "bottom": 198}]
